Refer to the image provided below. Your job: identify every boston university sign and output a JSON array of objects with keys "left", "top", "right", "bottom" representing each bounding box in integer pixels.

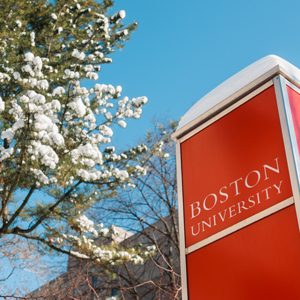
[{"left": 173, "top": 55, "right": 300, "bottom": 300}]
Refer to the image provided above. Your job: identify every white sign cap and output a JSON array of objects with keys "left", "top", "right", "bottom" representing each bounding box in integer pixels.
[{"left": 175, "top": 55, "right": 300, "bottom": 139}]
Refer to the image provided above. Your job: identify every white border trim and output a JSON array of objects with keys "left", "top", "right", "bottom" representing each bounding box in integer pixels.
[
  {"left": 175, "top": 76, "right": 300, "bottom": 300},
  {"left": 282, "top": 80, "right": 300, "bottom": 183},
  {"left": 173, "top": 65, "right": 283, "bottom": 140},
  {"left": 186, "top": 197, "right": 293, "bottom": 254},
  {"left": 173, "top": 55, "right": 300, "bottom": 139},
  {"left": 274, "top": 76, "right": 300, "bottom": 228},
  {"left": 175, "top": 142, "right": 188, "bottom": 300},
  {"left": 179, "top": 80, "right": 296, "bottom": 254},
  {"left": 178, "top": 81, "right": 274, "bottom": 144}
]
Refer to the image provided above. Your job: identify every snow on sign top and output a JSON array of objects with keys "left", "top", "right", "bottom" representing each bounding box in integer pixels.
[{"left": 175, "top": 55, "right": 300, "bottom": 138}]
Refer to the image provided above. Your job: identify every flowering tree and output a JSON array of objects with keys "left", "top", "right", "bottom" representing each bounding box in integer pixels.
[
  {"left": 26, "top": 122, "right": 180, "bottom": 300},
  {"left": 0, "top": 0, "right": 151, "bottom": 268},
  {"left": 95, "top": 121, "right": 181, "bottom": 299}
]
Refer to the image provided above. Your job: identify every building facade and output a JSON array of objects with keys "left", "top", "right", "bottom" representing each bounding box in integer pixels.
[{"left": 28, "top": 216, "right": 181, "bottom": 300}]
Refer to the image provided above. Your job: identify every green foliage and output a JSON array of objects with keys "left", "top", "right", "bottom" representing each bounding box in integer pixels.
[{"left": 0, "top": 0, "right": 150, "bottom": 265}]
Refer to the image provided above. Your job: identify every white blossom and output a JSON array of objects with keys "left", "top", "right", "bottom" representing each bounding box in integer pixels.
[
  {"left": 113, "top": 168, "right": 129, "bottom": 181},
  {"left": 31, "top": 168, "right": 50, "bottom": 185},
  {"left": 0, "top": 72, "right": 11, "bottom": 82},
  {"left": 16, "top": 20, "right": 22, "bottom": 28},
  {"left": 24, "top": 52, "right": 34, "bottom": 62},
  {"left": 64, "top": 69, "right": 80, "bottom": 79},
  {"left": 119, "top": 10, "right": 126, "bottom": 19},
  {"left": 0, "top": 3, "right": 150, "bottom": 265},
  {"left": 99, "top": 125, "right": 113, "bottom": 137},
  {"left": 0, "top": 147, "right": 14, "bottom": 162},
  {"left": 28, "top": 141, "right": 59, "bottom": 169},
  {"left": 72, "top": 49, "right": 86, "bottom": 60},
  {"left": 68, "top": 97, "right": 87, "bottom": 117},
  {"left": 0, "top": 97, "right": 5, "bottom": 112},
  {"left": 74, "top": 215, "right": 98, "bottom": 237},
  {"left": 13, "top": 72, "right": 21, "bottom": 80},
  {"left": 117, "top": 120, "right": 127, "bottom": 128},
  {"left": 37, "top": 79, "right": 49, "bottom": 90},
  {"left": 51, "top": 13, "right": 58, "bottom": 20},
  {"left": 71, "top": 143, "right": 103, "bottom": 166},
  {"left": 86, "top": 71, "right": 98, "bottom": 80},
  {"left": 30, "top": 31, "right": 35, "bottom": 46},
  {"left": 1, "top": 128, "right": 14, "bottom": 141},
  {"left": 52, "top": 86, "right": 65, "bottom": 96},
  {"left": 51, "top": 99, "right": 61, "bottom": 111}
]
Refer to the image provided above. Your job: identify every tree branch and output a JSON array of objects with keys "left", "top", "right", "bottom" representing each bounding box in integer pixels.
[
  {"left": 0, "top": 186, "right": 35, "bottom": 233},
  {"left": 12, "top": 181, "right": 82, "bottom": 234},
  {"left": 0, "top": 266, "right": 15, "bottom": 282}
]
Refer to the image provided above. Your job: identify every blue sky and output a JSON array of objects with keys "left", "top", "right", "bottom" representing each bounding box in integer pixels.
[
  {"left": 103, "top": 0, "right": 300, "bottom": 148},
  {"left": 5, "top": 0, "right": 300, "bottom": 294}
]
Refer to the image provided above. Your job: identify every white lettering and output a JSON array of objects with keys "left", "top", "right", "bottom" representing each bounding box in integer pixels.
[
  {"left": 202, "top": 218, "right": 212, "bottom": 232},
  {"left": 218, "top": 209, "right": 227, "bottom": 222},
  {"left": 191, "top": 223, "right": 201, "bottom": 236},
  {"left": 229, "top": 177, "right": 243, "bottom": 196},
  {"left": 219, "top": 186, "right": 229, "bottom": 204},
  {"left": 188, "top": 158, "right": 283, "bottom": 222},
  {"left": 203, "top": 193, "right": 218, "bottom": 211},
  {"left": 262, "top": 186, "right": 272, "bottom": 200},
  {"left": 229, "top": 205, "right": 237, "bottom": 218},
  {"left": 245, "top": 170, "right": 261, "bottom": 188},
  {"left": 190, "top": 201, "right": 201, "bottom": 219},
  {"left": 273, "top": 180, "right": 283, "bottom": 194},
  {"left": 263, "top": 157, "right": 280, "bottom": 180},
  {"left": 237, "top": 200, "right": 249, "bottom": 214}
]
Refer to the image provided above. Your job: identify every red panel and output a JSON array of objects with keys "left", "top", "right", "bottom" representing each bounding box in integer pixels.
[
  {"left": 181, "top": 86, "right": 292, "bottom": 247},
  {"left": 287, "top": 86, "right": 300, "bottom": 155},
  {"left": 186, "top": 205, "right": 300, "bottom": 300}
]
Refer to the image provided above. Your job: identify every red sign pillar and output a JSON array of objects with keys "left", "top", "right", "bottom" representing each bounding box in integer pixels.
[{"left": 173, "top": 56, "right": 300, "bottom": 300}]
